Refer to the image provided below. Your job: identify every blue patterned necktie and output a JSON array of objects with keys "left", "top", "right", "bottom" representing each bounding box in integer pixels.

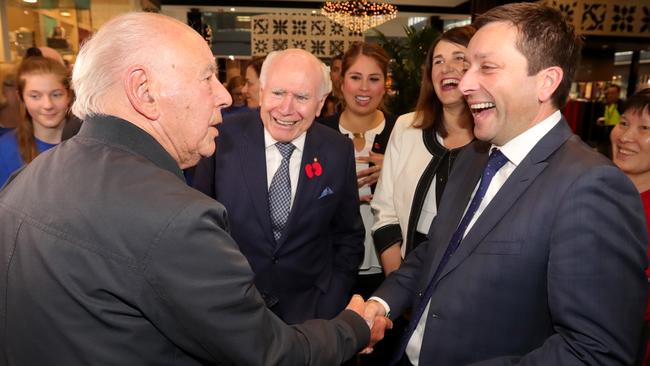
[
  {"left": 392, "top": 148, "right": 509, "bottom": 365},
  {"left": 268, "top": 142, "right": 296, "bottom": 242}
]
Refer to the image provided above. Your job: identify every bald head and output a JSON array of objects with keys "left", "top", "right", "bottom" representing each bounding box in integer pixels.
[
  {"left": 259, "top": 49, "right": 331, "bottom": 98},
  {"left": 71, "top": 12, "right": 199, "bottom": 119}
]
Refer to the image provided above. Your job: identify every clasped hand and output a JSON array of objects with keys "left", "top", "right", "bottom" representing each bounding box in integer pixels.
[{"left": 346, "top": 294, "right": 392, "bottom": 354}]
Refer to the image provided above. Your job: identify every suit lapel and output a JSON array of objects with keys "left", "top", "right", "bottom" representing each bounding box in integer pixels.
[
  {"left": 435, "top": 119, "right": 574, "bottom": 283},
  {"left": 276, "top": 127, "right": 323, "bottom": 250},
  {"left": 240, "top": 118, "right": 276, "bottom": 246},
  {"left": 420, "top": 141, "right": 490, "bottom": 285}
]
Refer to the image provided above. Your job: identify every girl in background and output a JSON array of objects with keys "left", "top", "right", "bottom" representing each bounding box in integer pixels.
[{"left": 0, "top": 56, "right": 72, "bottom": 186}]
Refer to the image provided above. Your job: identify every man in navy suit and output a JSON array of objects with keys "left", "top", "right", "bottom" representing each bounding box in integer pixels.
[
  {"left": 363, "top": 3, "right": 648, "bottom": 365},
  {"left": 193, "top": 49, "right": 365, "bottom": 324}
]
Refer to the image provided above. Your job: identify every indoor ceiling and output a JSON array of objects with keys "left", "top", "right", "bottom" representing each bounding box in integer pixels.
[
  {"left": 270, "top": 0, "right": 467, "bottom": 5},
  {"left": 160, "top": 0, "right": 471, "bottom": 14}
]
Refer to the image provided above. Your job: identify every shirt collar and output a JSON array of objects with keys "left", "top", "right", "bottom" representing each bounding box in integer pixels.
[
  {"left": 263, "top": 127, "right": 307, "bottom": 152},
  {"left": 495, "top": 110, "right": 561, "bottom": 167}
]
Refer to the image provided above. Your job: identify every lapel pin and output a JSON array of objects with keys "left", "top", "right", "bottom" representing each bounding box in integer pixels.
[{"left": 304, "top": 158, "right": 323, "bottom": 179}]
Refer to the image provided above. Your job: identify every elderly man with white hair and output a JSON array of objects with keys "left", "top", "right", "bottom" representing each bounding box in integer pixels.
[
  {"left": 193, "top": 49, "right": 365, "bottom": 325},
  {"left": 0, "top": 12, "right": 391, "bottom": 365}
]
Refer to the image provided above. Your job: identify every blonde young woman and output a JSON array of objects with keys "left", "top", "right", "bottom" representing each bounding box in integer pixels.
[
  {"left": 371, "top": 25, "right": 476, "bottom": 274},
  {"left": 0, "top": 56, "right": 72, "bottom": 186}
]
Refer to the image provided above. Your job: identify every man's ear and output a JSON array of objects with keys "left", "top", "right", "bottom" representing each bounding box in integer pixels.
[
  {"left": 314, "top": 95, "right": 326, "bottom": 118},
  {"left": 537, "top": 66, "right": 563, "bottom": 104},
  {"left": 124, "top": 65, "right": 159, "bottom": 120}
]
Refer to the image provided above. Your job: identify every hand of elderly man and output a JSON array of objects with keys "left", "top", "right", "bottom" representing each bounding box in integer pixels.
[{"left": 346, "top": 295, "right": 393, "bottom": 354}]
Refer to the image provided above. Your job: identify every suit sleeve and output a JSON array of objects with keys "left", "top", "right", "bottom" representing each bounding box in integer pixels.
[
  {"left": 141, "top": 199, "right": 370, "bottom": 365},
  {"left": 327, "top": 139, "right": 365, "bottom": 306},
  {"left": 470, "top": 165, "right": 648, "bottom": 366},
  {"left": 371, "top": 228, "right": 434, "bottom": 319}
]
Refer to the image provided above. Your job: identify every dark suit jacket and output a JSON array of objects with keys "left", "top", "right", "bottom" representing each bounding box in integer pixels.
[
  {"left": 374, "top": 118, "right": 648, "bottom": 365},
  {"left": 0, "top": 115, "right": 369, "bottom": 365},
  {"left": 193, "top": 112, "right": 365, "bottom": 324}
]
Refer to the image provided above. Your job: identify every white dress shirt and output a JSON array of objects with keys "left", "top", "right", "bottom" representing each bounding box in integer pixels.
[
  {"left": 264, "top": 128, "right": 307, "bottom": 208},
  {"left": 373, "top": 110, "right": 562, "bottom": 365},
  {"left": 339, "top": 121, "right": 386, "bottom": 274}
]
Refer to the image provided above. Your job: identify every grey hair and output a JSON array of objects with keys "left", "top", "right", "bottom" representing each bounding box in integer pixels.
[
  {"left": 259, "top": 49, "right": 332, "bottom": 99},
  {"left": 71, "top": 12, "right": 188, "bottom": 119}
]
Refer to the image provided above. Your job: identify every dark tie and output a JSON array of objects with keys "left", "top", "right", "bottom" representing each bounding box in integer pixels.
[
  {"left": 268, "top": 142, "right": 296, "bottom": 242},
  {"left": 391, "top": 148, "right": 509, "bottom": 365}
]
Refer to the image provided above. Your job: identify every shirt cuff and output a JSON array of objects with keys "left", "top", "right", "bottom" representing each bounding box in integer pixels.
[{"left": 368, "top": 296, "right": 391, "bottom": 318}]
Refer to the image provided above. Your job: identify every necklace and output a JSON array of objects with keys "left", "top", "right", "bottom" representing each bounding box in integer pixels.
[{"left": 351, "top": 132, "right": 365, "bottom": 152}]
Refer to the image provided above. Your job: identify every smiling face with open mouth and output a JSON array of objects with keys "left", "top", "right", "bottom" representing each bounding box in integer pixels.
[
  {"left": 459, "top": 21, "right": 545, "bottom": 146},
  {"left": 340, "top": 54, "right": 386, "bottom": 116},
  {"left": 259, "top": 51, "right": 325, "bottom": 143},
  {"left": 431, "top": 40, "right": 469, "bottom": 108}
]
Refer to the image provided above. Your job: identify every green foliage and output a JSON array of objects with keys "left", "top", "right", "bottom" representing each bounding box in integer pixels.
[{"left": 374, "top": 25, "right": 439, "bottom": 116}]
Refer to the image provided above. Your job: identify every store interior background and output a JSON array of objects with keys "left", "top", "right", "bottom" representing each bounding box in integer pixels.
[{"left": 1, "top": 0, "right": 649, "bottom": 148}]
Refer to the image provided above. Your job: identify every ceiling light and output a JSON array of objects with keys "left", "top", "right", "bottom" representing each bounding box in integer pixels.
[{"left": 321, "top": 0, "right": 397, "bottom": 33}]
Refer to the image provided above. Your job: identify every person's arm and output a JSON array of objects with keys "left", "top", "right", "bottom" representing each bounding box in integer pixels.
[
  {"left": 471, "top": 166, "right": 648, "bottom": 365},
  {"left": 380, "top": 243, "right": 402, "bottom": 275},
  {"left": 371, "top": 119, "right": 406, "bottom": 268},
  {"left": 143, "top": 198, "right": 370, "bottom": 365}
]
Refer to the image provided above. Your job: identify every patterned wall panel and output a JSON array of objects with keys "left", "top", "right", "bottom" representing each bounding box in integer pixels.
[
  {"left": 541, "top": 0, "right": 650, "bottom": 37},
  {"left": 251, "top": 13, "right": 364, "bottom": 57}
]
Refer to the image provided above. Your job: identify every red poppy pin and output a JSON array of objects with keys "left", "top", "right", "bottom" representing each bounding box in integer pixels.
[
  {"left": 305, "top": 158, "right": 323, "bottom": 179},
  {"left": 374, "top": 142, "right": 381, "bottom": 150}
]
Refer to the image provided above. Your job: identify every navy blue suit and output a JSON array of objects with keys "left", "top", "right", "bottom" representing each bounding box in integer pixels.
[
  {"left": 194, "top": 111, "right": 365, "bottom": 324},
  {"left": 374, "top": 119, "right": 647, "bottom": 365}
]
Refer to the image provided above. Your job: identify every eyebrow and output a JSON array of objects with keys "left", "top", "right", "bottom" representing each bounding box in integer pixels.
[
  {"left": 204, "top": 63, "right": 217, "bottom": 75},
  {"left": 348, "top": 71, "right": 382, "bottom": 76},
  {"left": 472, "top": 52, "right": 493, "bottom": 60},
  {"left": 434, "top": 51, "right": 466, "bottom": 58}
]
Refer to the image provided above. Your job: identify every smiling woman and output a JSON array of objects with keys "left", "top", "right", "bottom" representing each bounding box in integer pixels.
[
  {"left": 609, "top": 88, "right": 650, "bottom": 366},
  {"left": 0, "top": 56, "right": 72, "bottom": 186},
  {"left": 371, "top": 25, "right": 476, "bottom": 275}
]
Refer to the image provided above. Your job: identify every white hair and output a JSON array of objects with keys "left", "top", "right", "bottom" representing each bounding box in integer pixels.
[
  {"left": 71, "top": 12, "right": 189, "bottom": 119},
  {"left": 259, "top": 49, "right": 332, "bottom": 99}
]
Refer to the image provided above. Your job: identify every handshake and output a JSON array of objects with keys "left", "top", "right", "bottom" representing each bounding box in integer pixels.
[{"left": 346, "top": 294, "right": 393, "bottom": 354}]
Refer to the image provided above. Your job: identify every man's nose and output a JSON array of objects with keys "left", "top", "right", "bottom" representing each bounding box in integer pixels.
[
  {"left": 459, "top": 68, "right": 476, "bottom": 96},
  {"left": 215, "top": 81, "right": 232, "bottom": 109}
]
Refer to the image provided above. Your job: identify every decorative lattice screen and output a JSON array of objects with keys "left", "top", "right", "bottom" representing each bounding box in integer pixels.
[{"left": 251, "top": 13, "right": 364, "bottom": 58}]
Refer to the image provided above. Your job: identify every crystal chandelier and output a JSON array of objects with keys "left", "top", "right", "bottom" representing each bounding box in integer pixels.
[{"left": 321, "top": 0, "right": 398, "bottom": 33}]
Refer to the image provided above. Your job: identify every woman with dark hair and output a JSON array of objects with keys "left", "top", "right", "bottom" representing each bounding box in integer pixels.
[
  {"left": 371, "top": 25, "right": 476, "bottom": 275},
  {"left": 609, "top": 88, "right": 650, "bottom": 366},
  {"left": 241, "top": 56, "right": 265, "bottom": 109},
  {"left": 319, "top": 42, "right": 396, "bottom": 297},
  {"left": 222, "top": 75, "right": 250, "bottom": 116},
  {"left": 0, "top": 56, "right": 72, "bottom": 186}
]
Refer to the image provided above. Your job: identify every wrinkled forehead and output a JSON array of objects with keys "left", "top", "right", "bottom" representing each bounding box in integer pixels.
[{"left": 267, "top": 60, "right": 322, "bottom": 93}]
